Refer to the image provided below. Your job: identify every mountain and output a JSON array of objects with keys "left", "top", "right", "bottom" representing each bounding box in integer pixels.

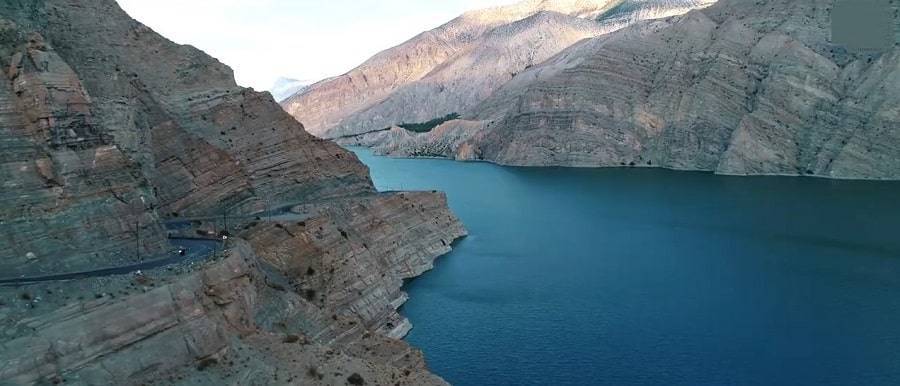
[
  {"left": 344, "top": 0, "right": 900, "bottom": 180},
  {"left": 282, "top": 0, "right": 717, "bottom": 138},
  {"left": 0, "top": 0, "right": 464, "bottom": 384},
  {"left": 269, "top": 76, "right": 309, "bottom": 102}
]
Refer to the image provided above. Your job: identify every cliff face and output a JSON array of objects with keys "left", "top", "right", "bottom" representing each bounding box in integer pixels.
[
  {"left": 35, "top": 0, "right": 374, "bottom": 215},
  {"left": 0, "top": 0, "right": 466, "bottom": 384},
  {"left": 350, "top": 0, "right": 900, "bottom": 180},
  {"left": 0, "top": 19, "right": 169, "bottom": 276},
  {"left": 1, "top": 195, "right": 465, "bottom": 385}
]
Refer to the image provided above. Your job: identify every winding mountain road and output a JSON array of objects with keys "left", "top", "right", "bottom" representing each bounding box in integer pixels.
[
  {"left": 0, "top": 238, "right": 221, "bottom": 286},
  {"left": 0, "top": 192, "right": 398, "bottom": 286}
]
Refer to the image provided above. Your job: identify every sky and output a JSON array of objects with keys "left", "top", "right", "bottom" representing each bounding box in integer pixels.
[{"left": 117, "top": 0, "right": 516, "bottom": 91}]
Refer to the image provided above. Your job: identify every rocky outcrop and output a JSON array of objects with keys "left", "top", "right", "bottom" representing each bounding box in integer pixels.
[
  {"left": 282, "top": 0, "right": 717, "bottom": 138},
  {"left": 348, "top": 0, "right": 900, "bottom": 181},
  {"left": 0, "top": 0, "right": 466, "bottom": 384},
  {"left": 338, "top": 120, "right": 488, "bottom": 161},
  {"left": 0, "top": 239, "right": 453, "bottom": 385},
  {"left": 243, "top": 192, "right": 466, "bottom": 340}
]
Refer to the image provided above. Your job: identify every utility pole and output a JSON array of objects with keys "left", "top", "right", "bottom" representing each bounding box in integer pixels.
[
  {"left": 223, "top": 208, "right": 228, "bottom": 236},
  {"left": 135, "top": 219, "right": 141, "bottom": 262}
]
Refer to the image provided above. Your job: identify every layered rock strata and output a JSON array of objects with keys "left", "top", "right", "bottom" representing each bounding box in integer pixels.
[
  {"left": 0, "top": 236, "right": 457, "bottom": 385},
  {"left": 0, "top": 0, "right": 467, "bottom": 384},
  {"left": 0, "top": 22, "right": 168, "bottom": 276}
]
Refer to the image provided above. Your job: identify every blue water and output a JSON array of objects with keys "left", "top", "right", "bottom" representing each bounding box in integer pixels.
[{"left": 351, "top": 147, "right": 900, "bottom": 386}]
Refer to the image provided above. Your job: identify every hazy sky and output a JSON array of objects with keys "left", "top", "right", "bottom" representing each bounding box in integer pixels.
[{"left": 117, "top": 0, "right": 515, "bottom": 91}]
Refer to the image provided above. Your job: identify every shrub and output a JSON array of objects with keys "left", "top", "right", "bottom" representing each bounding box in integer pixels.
[
  {"left": 196, "top": 357, "right": 218, "bottom": 371},
  {"left": 307, "top": 366, "right": 324, "bottom": 380},
  {"left": 347, "top": 373, "right": 366, "bottom": 385}
]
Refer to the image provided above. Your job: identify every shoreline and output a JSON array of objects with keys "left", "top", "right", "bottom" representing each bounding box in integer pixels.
[{"left": 347, "top": 145, "right": 900, "bottom": 183}]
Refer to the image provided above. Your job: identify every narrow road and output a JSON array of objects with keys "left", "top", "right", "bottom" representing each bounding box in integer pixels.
[
  {"left": 0, "top": 192, "right": 401, "bottom": 286},
  {"left": 0, "top": 238, "right": 220, "bottom": 286}
]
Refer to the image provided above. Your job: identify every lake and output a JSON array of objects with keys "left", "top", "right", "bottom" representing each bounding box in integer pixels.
[{"left": 351, "top": 147, "right": 900, "bottom": 386}]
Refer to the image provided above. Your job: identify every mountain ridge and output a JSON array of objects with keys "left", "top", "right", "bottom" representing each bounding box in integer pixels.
[
  {"left": 282, "top": 0, "right": 716, "bottom": 139},
  {"left": 342, "top": 0, "right": 900, "bottom": 180}
]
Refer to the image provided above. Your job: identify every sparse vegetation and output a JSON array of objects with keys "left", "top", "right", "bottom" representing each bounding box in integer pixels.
[
  {"left": 307, "top": 366, "right": 324, "bottom": 380},
  {"left": 196, "top": 357, "right": 218, "bottom": 371},
  {"left": 398, "top": 113, "right": 460, "bottom": 133}
]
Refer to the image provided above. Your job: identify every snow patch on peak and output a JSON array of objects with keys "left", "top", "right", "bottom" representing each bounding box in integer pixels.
[{"left": 269, "top": 77, "right": 310, "bottom": 102}]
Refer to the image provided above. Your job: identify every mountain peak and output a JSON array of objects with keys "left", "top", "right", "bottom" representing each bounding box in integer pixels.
[{"left": 269, "top": 77, "right": 310, "bottom": 102}]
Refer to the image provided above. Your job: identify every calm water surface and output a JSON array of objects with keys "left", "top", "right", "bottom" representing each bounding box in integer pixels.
[{"left": 351, "top": 147, "right": 900, "bottom": 386}]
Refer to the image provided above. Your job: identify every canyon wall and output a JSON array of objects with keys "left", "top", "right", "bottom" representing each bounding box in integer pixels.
[
  {"left": 0, "top": 0, "right": 466, "bottom": 384},
  {"left": 344, "top": 0, "right": 900, "bottom": 180}
]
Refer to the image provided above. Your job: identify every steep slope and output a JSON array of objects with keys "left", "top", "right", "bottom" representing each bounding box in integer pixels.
[
  {"left": 0, "top": 21, "right": 169, "bottom": 276},
  {"left": 475, "top": 0, "right": 900, "bottom": 179},
  {"left": 352, "top": 0, "right": 900, "bottom": 180},
  {"left": 0, "top": 0, "right": 466, "bottom": 384},
  {"left": 326, "top": 11, "right": 612, "bottom": 139},
  {"left": 281, "top": 0, "right": 627, "bottom": 137}
]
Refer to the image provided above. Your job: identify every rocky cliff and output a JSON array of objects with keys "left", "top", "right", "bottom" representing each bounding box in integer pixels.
[
  {"left": 0, "top": 0, "right": 466, "bottom": 384},
  {"left": 282, "top": 0, "right": 717, "bottom": 138},
  {"left": 346, "top": 0, "right": 900, "bottom": 180},
  {"left": 1, "top": 193, "right": 464, "bottom": 385}
]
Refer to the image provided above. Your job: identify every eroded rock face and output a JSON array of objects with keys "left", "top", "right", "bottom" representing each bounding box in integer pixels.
[
  {"left": 0, "top": 0, "right": 466, "bottom": 383},
  {"left": 282, "top": 0, "right": 715, "bottom": 139},
  {"left": 0, "top": 22, "right": 168, "bottom": 276}
]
